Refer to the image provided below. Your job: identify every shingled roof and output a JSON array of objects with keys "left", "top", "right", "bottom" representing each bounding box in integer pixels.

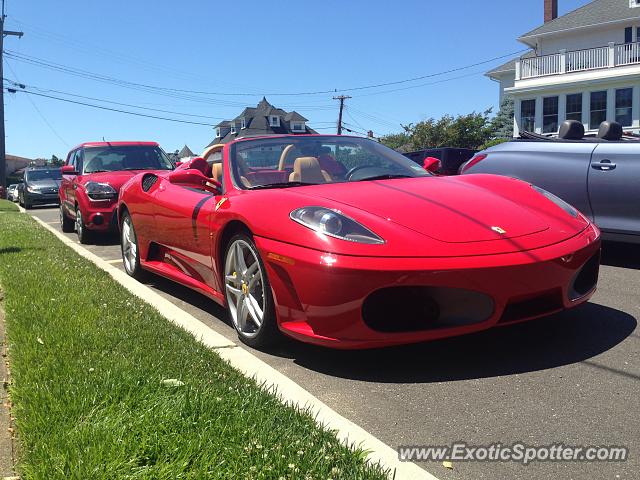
[
  {"left": 520, "top": 0, "right": 640, "bottom": 40},
  {"left": 207, "top": 97, "right": 317, "bottom": 147},
  {"left": 178, "top": 145, "right": 195, "bottom": 158}
]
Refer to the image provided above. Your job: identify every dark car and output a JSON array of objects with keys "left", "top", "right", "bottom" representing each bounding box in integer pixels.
[
  {"left": 403, "top": 148, "right": 477, "bottom": 175},
  {"left": 18, "top": 167, "right": 62, "bottom": 209}
]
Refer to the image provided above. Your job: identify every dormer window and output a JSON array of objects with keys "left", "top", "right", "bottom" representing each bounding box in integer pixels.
[
  {"left": 240, "top": 117, "right": 246, "bottom": 129},
  {"left": 215, "top": 127, "right": 221, "bottom": 138},
  {"left": 291, "top": 121, "right": 305, "bottom": 132},
  {"left": 230, "top": 123, "right": 237, "bottom": 134},
  {"left": 630, "top": 0, "right": 640, "bottom": 8},
  {"left": 269, "top": 116, "right": 280, "bottom": 127}
]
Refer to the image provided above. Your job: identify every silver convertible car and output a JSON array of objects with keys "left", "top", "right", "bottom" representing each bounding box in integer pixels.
[{"left": 461, "top": 120, "right": 640, "bottom": 244}]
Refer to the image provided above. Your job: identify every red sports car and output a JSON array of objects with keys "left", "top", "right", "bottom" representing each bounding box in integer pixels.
[
  {"left": 59, "top": 141, "right": 174, "bottom": 243},
  {"left": 117, "top": 135, "right": 600, "bottom": 349}
]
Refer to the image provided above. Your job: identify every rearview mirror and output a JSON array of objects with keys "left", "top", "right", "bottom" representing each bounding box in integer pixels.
[
  {"left": 61, "top": 165, "right": 79, "bottom": 175},
  {"left": 423, "top": 157, "right": 441, "bottom": 174},
  {"left": 168, "top": 168, "right": 221, "bottom": 194}
]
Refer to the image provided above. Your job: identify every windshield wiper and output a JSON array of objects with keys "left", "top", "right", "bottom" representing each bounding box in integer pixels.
[
  {"left": 85, "top": 170, "right": 108, "bottom": 173},
  {"left": 356, "top": 174, "right": 413, "bottom": 181},
  {"left": 248, "top": 181, "right": 317, "bottom": 190},
  {"left": 123, "top": 167, "right": 156, "bottom": 170}
]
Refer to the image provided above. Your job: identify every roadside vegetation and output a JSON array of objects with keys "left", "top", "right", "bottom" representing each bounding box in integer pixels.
[{"left": 0, "top": 200, "right": 388, "bottom": 479}]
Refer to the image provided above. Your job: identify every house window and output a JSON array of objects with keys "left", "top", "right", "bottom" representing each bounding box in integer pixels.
[
  {"left": 269, "top": 116, "right": 280, "bottom": 127},
  {"left": 240, "top": 118, "right": 246, "bottom": 129},
  {"left": 215, "top": 128, "right": 221, "bottom": 138},
  {"left": 543, "top": 96, "right": 559, "bottom": 133},
  {"left": 291, "top": 122, "right": 305, "bottom": 132},
  {"left": 566, "top": 93, "right": 583, "bottom": 122},
  {"left": 230, "top": 123, "right": 237, "bottom": 134},
  {"left": 590, "top": 91, "right": 607, "bottom": 129},
  {"left": 520, "top": 99, "right": 536, "bottom": 133},
  {"left": 615, "top": 88, "right": 633, "bottom": 126},
  {"left": 625, "top": 26, "right": 633, "bottom": 44}
]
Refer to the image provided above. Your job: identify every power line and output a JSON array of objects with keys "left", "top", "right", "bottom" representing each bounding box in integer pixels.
[
  {"left": 6, "top": 88, "right": 214, "bottom": 126},
  {"left": 4, "top": 64, "right": 69, "bottom": 147},
  {"left": 3, "top": 77, "right": 225, "bottom": 120},
  {"left": 5, "top": 48, "right": 527, "bottom": 98}
]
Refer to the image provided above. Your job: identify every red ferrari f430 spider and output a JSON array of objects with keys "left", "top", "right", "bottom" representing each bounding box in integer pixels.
[{"left": 117, "top": 135, "right": 600, "bottom": 349}]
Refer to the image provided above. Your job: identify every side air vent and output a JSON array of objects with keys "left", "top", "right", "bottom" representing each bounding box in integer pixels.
[{"left": 141, "top": 174, "right": 158, "bottom": 192}]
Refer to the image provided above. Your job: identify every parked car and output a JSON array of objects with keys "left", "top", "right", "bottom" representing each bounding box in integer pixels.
[
  {"left": 18, "top": 167, "right": 62, "bottom": 209},
  {"left": 460, "top": 120, "right": 640, "bottom": 244},
  {"left": 404, "top": 147, "right": 477, "bottom": 175},
  {"left": 7, "top": 184, "right": 19, "bottom": 202},
  {"left": 117, "top": 134, "right": 600, "bottom": 349},
  {"left": 59, "top": 141, "right": 174, "bottom": 243}
]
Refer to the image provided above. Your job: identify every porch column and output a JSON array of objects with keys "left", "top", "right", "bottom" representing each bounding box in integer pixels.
[
  {"left": 582, "top": 91, "right": 590, "bottom": 130},
  {"left": 535, "top": 96, "right": 543, "bottom": 134}
]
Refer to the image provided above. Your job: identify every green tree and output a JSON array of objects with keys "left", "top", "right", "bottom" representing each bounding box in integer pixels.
[
  {"left": 489, "top": 96, "right": 514, "bottom": 139},
  {"left": 405, "top": 109, "right": 493, "bottom": 150},
  {"left": 50, "top": 154, "right": 64, "bottom": 166},
  {"left": 379, "top": 130, "right": 412, "bottom": 152}
]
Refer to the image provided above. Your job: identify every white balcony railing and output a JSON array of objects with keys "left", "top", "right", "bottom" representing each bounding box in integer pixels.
[{"left": 517, "top": 42, "right": 640, "bottom": 80}]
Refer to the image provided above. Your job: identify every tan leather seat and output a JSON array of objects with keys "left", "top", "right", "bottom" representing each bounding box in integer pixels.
[
  {"left": 211, "top": 163, "right": 223, "bottom": 182},
  {"left": 289, "top": 157, "right": 332, "bottom": 183}
]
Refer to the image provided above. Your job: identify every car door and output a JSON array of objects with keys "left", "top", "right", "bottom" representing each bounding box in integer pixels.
[
  {"left": 588, "top": 142, "right": 640, "bottom": 236},
  {"left": 152, "top": 178, "right": 222, "bottom": 290},
  {"left": 61, "top": 149, "right": 78, "bottom": 213}
]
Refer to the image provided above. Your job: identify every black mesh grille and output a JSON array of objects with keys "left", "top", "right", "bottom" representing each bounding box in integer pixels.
[{"left": 141, "top": 174, "right": 158, "bottom": 192}]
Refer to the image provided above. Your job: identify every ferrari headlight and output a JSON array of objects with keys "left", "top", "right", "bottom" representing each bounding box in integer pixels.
[
  {"left": 531, "top": 185, "right": 578, "bottom": 217},
  {"left": 85, "top": 181, "right": 117, "bottom": 200},
  {"left": 290, "top": 207, "right": 384, "bottom": 244}
]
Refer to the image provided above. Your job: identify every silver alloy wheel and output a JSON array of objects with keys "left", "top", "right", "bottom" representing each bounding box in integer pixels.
[
  {"left": 224, "top": 239, "right": 266, "bottom": 338},
  {"left": 75, "top": 208, "right": 83, "bottom": 237},
  {"left": 121, "top": 216, "right": 137, "bottom": 275}
]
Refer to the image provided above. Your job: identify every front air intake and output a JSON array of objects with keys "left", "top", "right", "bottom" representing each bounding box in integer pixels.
[{"left": 141, "top": 174, "right": 158, "bottom": 192}]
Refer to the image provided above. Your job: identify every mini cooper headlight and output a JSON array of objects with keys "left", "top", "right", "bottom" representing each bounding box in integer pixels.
[
  {"left": 290, "top": 207, "right": 384, "bottom": 244},
  {"left": 85, "top": 181, "right": 117, "bottom": 200},
  {"left": 531, "top": 185, "right": 578, "bottom": 217}
]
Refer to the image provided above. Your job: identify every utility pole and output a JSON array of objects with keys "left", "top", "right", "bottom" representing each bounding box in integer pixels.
[
  {"left": 0, "top": 0, "right": 23, "bottom": 191},
  {"left": 333, "top": 95, "right": 351, "bottom": 135}
]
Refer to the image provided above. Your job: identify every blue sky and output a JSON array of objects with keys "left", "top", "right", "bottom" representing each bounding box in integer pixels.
[{"left": 4, "top": 0, "right": 587, "bottom": 159}]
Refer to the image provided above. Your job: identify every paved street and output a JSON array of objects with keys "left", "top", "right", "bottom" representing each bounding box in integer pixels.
[{"left": 25, "top": 205, "right": 639, "bottom": 480}]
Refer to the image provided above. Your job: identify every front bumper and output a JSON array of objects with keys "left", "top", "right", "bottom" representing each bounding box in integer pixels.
[
  {"left": 83, "top": 203, "right": 118, "bottom": 231},
  {"left": 25, "top": 191, "right": 59, "bottom": 205},
  {"left": 255, "top": 224, "right": 601, "bottom": 349}
]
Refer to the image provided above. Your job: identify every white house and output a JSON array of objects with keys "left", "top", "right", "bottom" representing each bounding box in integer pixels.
[{"left": 487, "top": 0, "right": 640, "bottom": 136}]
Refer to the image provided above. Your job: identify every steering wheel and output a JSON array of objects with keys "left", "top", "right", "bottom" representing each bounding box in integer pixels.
[{"left": 345, "top": 165, "right": 387, "bottom": 181}]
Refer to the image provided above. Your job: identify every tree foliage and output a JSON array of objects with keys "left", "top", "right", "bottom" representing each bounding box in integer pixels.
[{"left": 381, "top": 101, "right": 516, "bottom": 152}]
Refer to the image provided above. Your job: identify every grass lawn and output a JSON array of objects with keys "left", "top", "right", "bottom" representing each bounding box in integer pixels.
[{"left": 0, "top": 200, "right": 388, "bottom": 479}]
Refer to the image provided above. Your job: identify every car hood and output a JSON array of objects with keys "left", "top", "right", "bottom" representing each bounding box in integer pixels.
[
  {"left": 292, "top": 177, "right": 549, "bottom": 243},
  {"left": 81, "top": 170, "right": 168, "bottom": 191},
  {"left": 28, "top": 179, "right": 61, "bottom": 189}
]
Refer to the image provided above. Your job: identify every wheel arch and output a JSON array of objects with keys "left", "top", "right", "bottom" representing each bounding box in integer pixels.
[{"left": 216, "top": 220, "right": 253, "bottom": 284}]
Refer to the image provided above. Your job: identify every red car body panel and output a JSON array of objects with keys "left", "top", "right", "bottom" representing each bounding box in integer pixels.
[{"left": 118, "top": 135, "right": 601, "bottom": 349}]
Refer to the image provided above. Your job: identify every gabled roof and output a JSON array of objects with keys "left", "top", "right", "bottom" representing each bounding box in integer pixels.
[
  {"left": 520, "top": 0, "right": 640, "bottom": 40},
  {"left": 485, "top": 50, "right": 535, "bottom": 79},
  {"left": 284, "top": 111, "right": 308, "bottom": 122},
  {"left": 178, "top": 145, "right": 194, "bottom": 158}
]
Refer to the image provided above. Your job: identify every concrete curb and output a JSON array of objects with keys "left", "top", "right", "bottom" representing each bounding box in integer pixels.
[{"left": 29, "top": 213, "right": 438, "bottom": 480}]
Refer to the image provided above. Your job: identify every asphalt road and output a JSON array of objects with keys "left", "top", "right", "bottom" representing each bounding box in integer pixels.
[{"left": 24, "top": 205, "right": 639, "bottom": 480}]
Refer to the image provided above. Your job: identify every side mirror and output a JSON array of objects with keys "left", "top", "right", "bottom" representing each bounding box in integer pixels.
[
  {"left": 423, "top": 157, "right": 441, "bottom": 174},
  {"left": 168, "top": 168, "right": 221, "bottom": 194},
  {"left": 61, "top": 165, "right": 79, "bottom": 175}
]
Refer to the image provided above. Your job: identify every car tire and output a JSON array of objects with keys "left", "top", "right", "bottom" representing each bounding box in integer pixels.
[
  {"left": 223, "top": 233, "right": 279, "bottom": 349},
  {"left": 75, "top": 206, "right": 92, "bottom": 244},
  {"left": 120, "top": 212, "right": 147, "bottom": 281},
  {"left": 60, "top": 204, "right": 74, "bottom": 233}
]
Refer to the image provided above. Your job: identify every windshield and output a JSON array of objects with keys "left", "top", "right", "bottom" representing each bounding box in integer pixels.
[
  {"left": 83, "top": 145, "right": 174, "bottom": 174},
  {"left": 26, "top": 169, "right": 62, "bottom": 182},
  {"left": 230, "top": 136, "right": 429, "bottom": 189}
]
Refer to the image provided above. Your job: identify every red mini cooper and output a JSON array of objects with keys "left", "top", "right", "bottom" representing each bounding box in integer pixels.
[{"left": 59, "top": 141, "right": 174, "bottom": 243}]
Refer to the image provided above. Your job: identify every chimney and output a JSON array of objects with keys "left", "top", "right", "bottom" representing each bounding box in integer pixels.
[{"left": 544, "top": 0, "right": 558, "bottom": 23}]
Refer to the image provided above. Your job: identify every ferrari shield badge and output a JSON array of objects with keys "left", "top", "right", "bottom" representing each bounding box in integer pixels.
[{"left": 491, "top": 226, "right": 507, "bottom": 234}]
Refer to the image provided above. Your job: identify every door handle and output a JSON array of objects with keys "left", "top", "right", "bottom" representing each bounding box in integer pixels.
[{"left": 591, "top": 159, "right": 617, "bottom": 171}]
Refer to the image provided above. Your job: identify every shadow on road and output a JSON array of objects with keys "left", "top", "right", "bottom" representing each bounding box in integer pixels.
[
  {"left": 273, "top": 303, "right": 637, "bottom": 383},
  {"left": 601, "top": 241, "right": 640, "bottom": 270}
]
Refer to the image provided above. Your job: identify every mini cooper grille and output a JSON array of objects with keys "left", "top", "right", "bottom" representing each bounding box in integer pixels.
[{"left": 142, "top": 174, "right": 158, "bottom": 192}]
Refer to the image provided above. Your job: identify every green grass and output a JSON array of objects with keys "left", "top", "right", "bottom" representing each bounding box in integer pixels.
[
  {"left": 0, "top": 200, "right": 388, "bottom": 479},
  {"left": 0, "top": 200, "right": 18, "bottom": 212}
]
